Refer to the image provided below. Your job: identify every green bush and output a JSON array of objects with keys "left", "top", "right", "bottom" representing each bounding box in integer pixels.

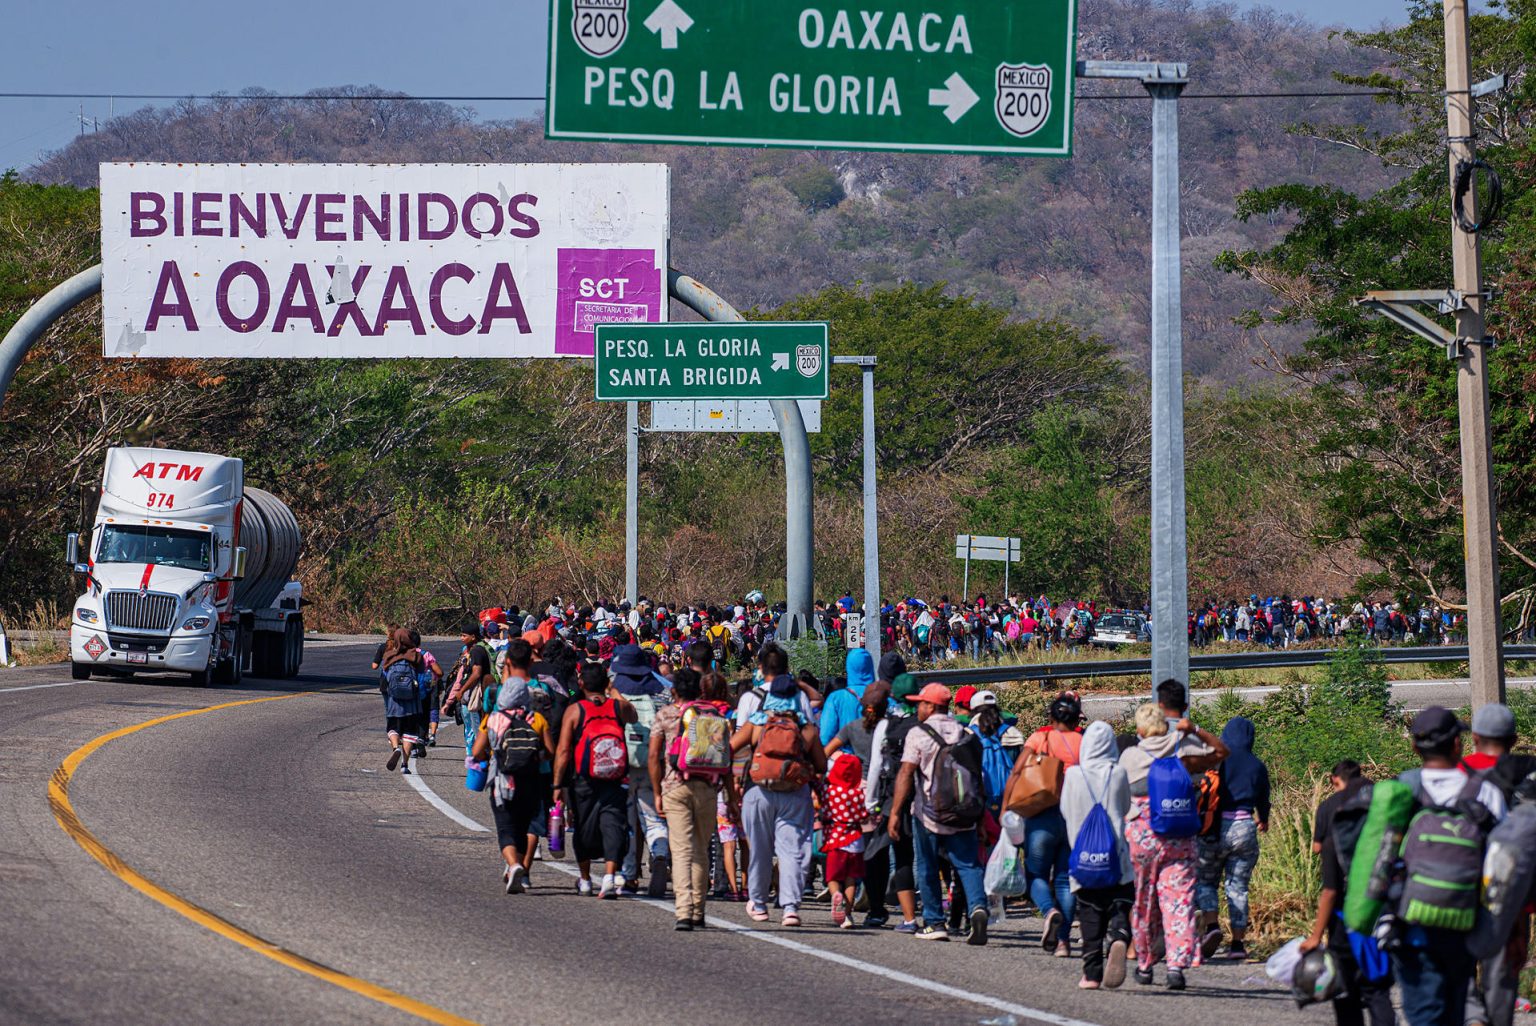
[{"left": 1320, "top": 634, "right": 1392, "bottom": 717}]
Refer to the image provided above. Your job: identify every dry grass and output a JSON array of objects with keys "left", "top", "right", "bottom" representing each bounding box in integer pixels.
[
  {"left": 4, "top": 599, "right": 68, "bottom": 666},
  {"left": 1244, "top": 782, "right": 1327, "bottom": 952}
]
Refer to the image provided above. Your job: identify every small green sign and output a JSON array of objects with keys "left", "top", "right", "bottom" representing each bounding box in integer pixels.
[
  {"left": 546, "top": 0, "right": 1076, "bottom": 157},
  {"left": 594, "top": 322, "right": 829, "bottom": 401}
]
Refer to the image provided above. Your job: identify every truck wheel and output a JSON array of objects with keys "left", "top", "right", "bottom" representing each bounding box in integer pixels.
[
  {"left": 188, "top": 667, "right": 210, "bottom": 687},
  {"left": 70, "top": 662, "right": 91, "bottom": 681},
  {"left": 214, "top": 631, "right": 243, "bottom": 687},
  {"left": 283, "top": 617, "right": 303, "bottom": 678}
]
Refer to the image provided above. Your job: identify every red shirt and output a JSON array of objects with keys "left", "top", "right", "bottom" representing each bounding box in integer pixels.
[{"left": 1461, "top": 752, "right": 1499, "bottom": 772}]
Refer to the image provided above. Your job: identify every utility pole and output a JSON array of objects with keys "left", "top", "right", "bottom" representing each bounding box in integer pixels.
[
  {"left": 625, "top": 401, "right": 638, "bottom": 606},
  {"left": 1444, "top": 0, "right": 1505, "bottom": 708}
]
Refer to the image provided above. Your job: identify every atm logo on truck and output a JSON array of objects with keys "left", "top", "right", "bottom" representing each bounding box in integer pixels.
[{"left": 132, "top": 463, "right": 205, "bottom": 482}]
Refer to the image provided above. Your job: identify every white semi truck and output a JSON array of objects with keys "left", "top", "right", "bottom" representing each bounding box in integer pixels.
[{"left": 67, "top": 447, "right": 304, "bottom": 685}]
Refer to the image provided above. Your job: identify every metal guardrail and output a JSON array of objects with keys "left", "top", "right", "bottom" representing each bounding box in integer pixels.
[{"left": 908, "top": 645, "right": 1536, "bottom": 686}]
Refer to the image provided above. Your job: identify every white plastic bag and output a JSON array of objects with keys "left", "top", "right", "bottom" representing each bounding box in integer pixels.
[
  {"left": 1265, "top": 937, "right": 1306, "bottom": 986},
  {"left": 984, "top": 834, "right": 1028, "bottom": 898}
]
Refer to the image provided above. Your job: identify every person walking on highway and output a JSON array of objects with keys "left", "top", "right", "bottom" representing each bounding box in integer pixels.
[
  {"left": 442, "top": 624, "right": 496, "bottom": 752},
  {"left": 1062, "top": 720, "right": 1134, "bottom": 990},
  {"left": 471, "top": 651, "right": 556, "bottom": 895},
  {"left": 731, "top": 643, "right": 825, "bottom": 927},
  {"left": 1197, "top": 716, "right": 1270, "bottom": 961},
  {"left": 1119, "top": 699, "right": 1228, "bottom": 990},
  {"left": 553, "top": 661, "right": 637, "bottom": 898},
  {"left": 820, "top": 646, "right": 876, "bottom": 746},
  {"left": 378, "top": 627, "right": 426, "bottom": 775},
  {"left": 889, "top": 682, "right": 989, "bottom": 945},
  {"left": 1016, "top": 692, "right": 1085, "bottom": 956},
  {"left": 408, "top": 629, "right": 444, "bottom": 749}
]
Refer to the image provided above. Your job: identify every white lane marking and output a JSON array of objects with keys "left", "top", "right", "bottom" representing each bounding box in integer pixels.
[
  {"left": 401, "top": 768, "right": 1105, "bottom": 1026},
  {"left": 402, "top": 768, "right": 490, "bottom": 833},
  {"left": 0, "top": 680, "right": 94, "bottom": 695}
]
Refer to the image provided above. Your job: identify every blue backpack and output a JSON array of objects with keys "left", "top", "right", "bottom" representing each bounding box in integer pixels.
[
  {"left": 972, "top": 728, "right": 1012, "bottom": 805},
  {"left": 1070, "top": 774, "right": 1122, "bottom": 889},
  {"left": 384, "top": 660, "right": 418, "bottom": 703},
  {"left": 1147, "top": 755, "right": 1200, "bottom": 836}
]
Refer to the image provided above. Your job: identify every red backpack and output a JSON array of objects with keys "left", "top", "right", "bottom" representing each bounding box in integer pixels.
[{"left": 575, "top": 698, "right": 628, "bottom": 781}]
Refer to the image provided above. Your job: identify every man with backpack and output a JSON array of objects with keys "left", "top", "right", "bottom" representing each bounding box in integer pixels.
[
  {"left": 611, "top": 644, "right": 672, "bottom": 897},
  {"left": 553, "top": 662, "right": 639, "bottom": 898},
  {"left": 649, "top": 667, "right": 735, "bottom": 930},
  {"left": 1387, "top": 707, "right": 1506, "bottom": 1026},
  {"left": 888, "top": 682, "right": 989, "bottom": 944},
  {"left": 442, "top": 623, "right": 499, "bottom": 753},
  {"left": 864, "top": 672, "right": 924, "bottom": 932},
  {"left": 470, "top": 666, "right": 556, "bottom": 896}
]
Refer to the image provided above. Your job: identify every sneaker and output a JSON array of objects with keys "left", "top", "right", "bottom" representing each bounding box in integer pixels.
[
  {"left": 782, "top": 909, "right": 801, "bottom": 927},
  {"left": 506, "top": 865, "right": 526, "bottom": 895},
  {"left": 747, "top": 904, "right": 770, "bottom": 922},
  {"left": 831, "top": 893, "right": 847, "bottom": 926},
  {"left": 862, "top": 914, "right": 889, "bottom": 929},
  {"left": 839, "top": 916, "right": 856, "bottom": 930},
  {"left": 401, "top": 763, "right": 411, "bottom": 775},
  {"left": 967, "top": 908, "right": 988, "bottom": 946},
  {"left": 1166, "top": 969, "right": 1186, "bottom": 992},
  {"left": 691, "top": 916, "right": 706, "bottom": 929},
  {"left": 599, "top": 874, "right": 617, "bottom": 900},
  {"left": 674, "top": 919, "right": 693, "bottom": 931},
  {"left": 619, "top": 875, "right": 637, "bottom": 895},
  {"left": 1041, "top": 908, "right": 1063, "bottom": 951},
  {"left": 915, "top": 924, "right": 950, "bottom": 941},
  {"left": 1226, "top": 941, "right": 1249, "bottom": 962},
  {"left": 1200, "top": 925, "right": 1224, "bottom": 961},
  {"left": 1103, "top": 940, "right": 1129, "bottom": 989},
  {"left": 1134, "top": 967, "right": 1154, "bottom": 986},
  {"left": 577, "top": 877, "right": 594, "bottom": 896},
  {"left": 893, "top": 920, "right": 919, "bottom": 935},
  {"left": 427, "top": 735, "right": 437, "bottom": 748},
  {"left": 386, "top": 749, "right": 401, "bottom": 771},
  {"left": 648, "top": 856, "right": 670, "bottom": 898}
]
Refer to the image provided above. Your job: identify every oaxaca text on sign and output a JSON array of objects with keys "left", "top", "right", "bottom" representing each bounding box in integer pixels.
[
  {"left": 547, "top": 0, "right": 1076, "bottom": 156},
  {"left": 594, "top": 322, "right": 829, "bottom": 401},
  {"left": 98, "top": 162, "right": 669, "bottom": 359}
]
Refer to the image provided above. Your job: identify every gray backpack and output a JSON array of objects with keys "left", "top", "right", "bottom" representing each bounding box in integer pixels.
[{"left": 1397, "top": 773, "right": 1492, "bottom": 932}]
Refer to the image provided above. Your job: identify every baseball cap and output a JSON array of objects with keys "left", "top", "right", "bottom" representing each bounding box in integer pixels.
[
  {"left": 891, "top": 673, "right": 920, "bottom": 706},
  {"left": 916, "top": 683, "right": 952, "bottom": 707},
  {"left": 955, "top": 685, "right": 978, "bottom": 710},
  {"left": 969, "top": 689, "right": 999, "bottom": 711},
  {"left": 1472, "top": 702, "right": 1517, "bottom": 739},
  {"left": 861, "top": 680, "right": 892, "bottom": 708},
  {"left": 1410, "top": 706, "right": 1466, "bottom": 745}
]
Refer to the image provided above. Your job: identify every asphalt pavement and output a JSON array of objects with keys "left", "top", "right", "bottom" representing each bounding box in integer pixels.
[{"left": 0, "top": 640, "right": 1334, "bottom": 1026}]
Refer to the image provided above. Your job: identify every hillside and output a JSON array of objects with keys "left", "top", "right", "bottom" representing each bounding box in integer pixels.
[{"left": 23, "top": 0, "right": 1399, "bottom": 384}]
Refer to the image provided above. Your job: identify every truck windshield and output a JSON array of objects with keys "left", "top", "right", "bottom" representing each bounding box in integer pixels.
[{"left": 96, "top": 525, "right": 212, "bottom": 571}]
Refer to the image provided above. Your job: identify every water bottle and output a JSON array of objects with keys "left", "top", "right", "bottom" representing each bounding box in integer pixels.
[{"left": 548, "top": 801, "right": 565, "bottom": 857}]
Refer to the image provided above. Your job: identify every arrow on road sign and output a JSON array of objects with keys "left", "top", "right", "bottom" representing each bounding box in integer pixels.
[
  {"left": 644, "top": 0, "right": 694, "bottom": 49},
  {"left": 771, "top": 352, "right": 789, "bottom": 372},
  {"left": 928, "top": 73, "right": 980, "bottom": 123}
]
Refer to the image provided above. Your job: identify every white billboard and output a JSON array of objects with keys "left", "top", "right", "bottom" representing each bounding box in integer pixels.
[
  {"left": 649, "top": 400, "right": 821, "bottom": 433},
  {"left": 99, "top": 162, "right": 670, "bottom": 359}
]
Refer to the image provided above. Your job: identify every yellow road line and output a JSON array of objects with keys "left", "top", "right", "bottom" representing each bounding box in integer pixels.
[{"left": 48, "top": 690, "right": 477, "bottom": 1026}]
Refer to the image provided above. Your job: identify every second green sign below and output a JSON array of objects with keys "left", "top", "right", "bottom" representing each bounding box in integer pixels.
[{"left": 594, "top": 322, "right": 829, "bottom": 401}]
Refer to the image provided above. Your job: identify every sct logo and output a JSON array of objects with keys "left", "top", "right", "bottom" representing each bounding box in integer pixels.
[
  {"left": 579, "top": 277, "right": 633, "bottom": 299},
  {"left": 132, "top": 462, "right": 205, "bottom": 482}
]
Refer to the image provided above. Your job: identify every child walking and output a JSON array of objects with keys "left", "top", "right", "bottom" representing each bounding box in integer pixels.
[{"left": 822, "top": 751, "right": 868, "bottom": 929}]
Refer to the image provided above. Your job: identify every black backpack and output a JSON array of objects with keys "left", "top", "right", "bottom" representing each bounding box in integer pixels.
[
  {"left": 494, "top": 710, "right": 543, "bottom": 776},
  {"left": 875, "top": 716, "right": 918, "bottom": 816},
  {"left": 919, "top": 724, "right": 986, "bottom": 829},
  {"left": 1329, "top": 781, "right": 1376, "bottom": 883}
]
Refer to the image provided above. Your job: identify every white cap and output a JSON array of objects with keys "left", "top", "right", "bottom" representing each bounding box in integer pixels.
[{"left": 969, "top": 689, "right": 999, "bottom": 711}]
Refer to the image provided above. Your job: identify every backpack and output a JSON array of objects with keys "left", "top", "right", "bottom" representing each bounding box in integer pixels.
[
  {"left": 492, "top": 709, "right": 542, "bottom": 777},
  {"left": 575, "top": 698, "right": 629, "bottom": 781},
  {"left": 919, "top": 723, "right": 986, "bottom": 829},
  {"left": 972, "top": 728, "right": 1012, "bottom": 805},
  {"left": 1343, "top": 778, "right": 1417, "bottom": 933},
  {"left": 384, "top": 659, "right": 418, "bottom": 703},
  {"left": 874, "top": 716, "right": 918, "bottom": 815},
  {"left": 706, "top": 625, "right": 731, "bottom": 666},
  {"left": 1196, "top": 768, "right": 1222, "bottom": 837},
  {"left": 1147, "top": 754, "right": 1200, "bottom": 836},
  {"left": 625, "top": 692, "right": 659, "bottom": 771},
  {"left": 1070, "top": 773, "right": 1122, "bottom": 889},
  {"left": 668, "top": 702, "right": 733, "bottom": 781},
  {"left": 1472, "top": 804, "right": 1536, "bottom": 959},
  {"left": 749, "top": 713, "right": 813, "bottom": 792},
  {"left": 527, "top": 674, "right": 570, "bottom": 727},
  {"left": 1397, "top": 775, "right": 1493, "bottom": 931},
  {"left": 914, "top": 623, "right": 931, "bottom": 645}
]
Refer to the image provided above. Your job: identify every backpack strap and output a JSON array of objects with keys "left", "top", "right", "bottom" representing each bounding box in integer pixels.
[{"left": 919, "top": 722, "right": 947, "bottom": 750}]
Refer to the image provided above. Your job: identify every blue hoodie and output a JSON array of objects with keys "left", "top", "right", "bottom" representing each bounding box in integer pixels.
[
  {"left": 1217, "top": 717, "right": 1270, "bottom": 824},
  {"left": 820, "top": 648, "right": 876, "bottom": 745}
]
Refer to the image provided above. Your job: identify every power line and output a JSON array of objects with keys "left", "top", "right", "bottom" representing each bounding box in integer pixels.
[{"left": 0, "top": 88, "right": 1439, "bottom": 104}]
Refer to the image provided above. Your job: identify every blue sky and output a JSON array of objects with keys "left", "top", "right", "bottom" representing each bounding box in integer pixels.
[{"left": 1, "top": 0, "right": 1415, "bottom": 175}]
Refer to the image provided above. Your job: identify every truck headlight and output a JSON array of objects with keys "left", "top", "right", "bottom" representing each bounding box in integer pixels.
[
  {"left": 181, "top": 616, "right": 211, "bottom": 631},
  {"left": 75, "top": 608, "right": 98, "bottom": 623}
]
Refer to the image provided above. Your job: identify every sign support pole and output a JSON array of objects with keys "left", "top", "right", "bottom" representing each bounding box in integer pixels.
[
  {"left": 625, "top": 400, "right": 639, "bottom": 607},
  {"left": 834, "top": 355, "right": 881, "bottom": 664}
]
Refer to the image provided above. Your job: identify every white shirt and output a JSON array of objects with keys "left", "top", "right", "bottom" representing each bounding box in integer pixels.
[{"left": 1414, "top": 767, "right": 1507, "bottom": 823}]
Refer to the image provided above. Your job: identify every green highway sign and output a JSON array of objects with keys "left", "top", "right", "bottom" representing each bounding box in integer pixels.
[
  {"left": 594, "top": 322, "right": 829, "bottom": 401},
  {"left": 546, "top": 0, "right": 1076, "bottom": 156}
]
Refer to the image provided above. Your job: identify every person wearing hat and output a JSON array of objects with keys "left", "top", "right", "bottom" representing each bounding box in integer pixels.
[
  {"left": 863, "top": 673, "right": 923, "bottom": 931},
  {"left": 887, "top": 682, "right": 989, "bottom": 945},
  {"left": 1389, "top": 706, "right": 1507, "bottom": 1026}
]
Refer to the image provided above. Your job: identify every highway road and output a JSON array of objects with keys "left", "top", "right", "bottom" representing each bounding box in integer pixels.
[{"left": 0, "top": 639, "right": 1331, "bottom": 1026}]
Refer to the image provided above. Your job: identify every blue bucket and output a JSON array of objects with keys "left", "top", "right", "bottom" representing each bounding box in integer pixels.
[{"left": 465, "top": 759, "right": 489, "bottom": 792}]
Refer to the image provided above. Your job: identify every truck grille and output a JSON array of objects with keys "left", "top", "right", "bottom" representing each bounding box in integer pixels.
[{"left": 105, "top": 591, "right": 177, "bottom": 632}]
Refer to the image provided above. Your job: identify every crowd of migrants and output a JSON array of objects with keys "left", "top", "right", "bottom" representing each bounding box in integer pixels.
[{"left": 369, "top": 598, "right": 1530, "bottom": 1026}]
